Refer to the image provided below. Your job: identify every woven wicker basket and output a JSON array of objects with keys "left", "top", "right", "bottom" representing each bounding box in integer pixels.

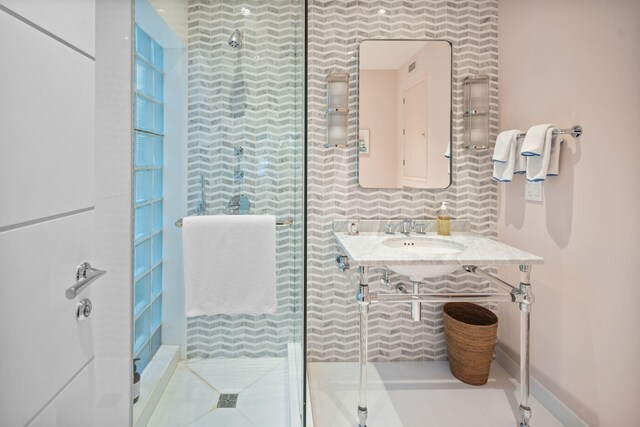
[{"left": 443, "top": 302, "right": 498, "bottom": 386}]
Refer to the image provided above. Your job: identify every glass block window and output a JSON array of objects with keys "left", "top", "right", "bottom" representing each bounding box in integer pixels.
[{"left": 133, "top": 25, "right": 164, "bottom": 372}]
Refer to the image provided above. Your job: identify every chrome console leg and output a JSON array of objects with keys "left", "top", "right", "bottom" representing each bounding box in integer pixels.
[
  {"left": 356, "top": 266, "right": 370, "bottom": 427},
  {"left": 518, "top": 265, "right": 534, "bottom": 427},
  {"left": 411, "top": 281, "right": 422, "bottom": 322}
]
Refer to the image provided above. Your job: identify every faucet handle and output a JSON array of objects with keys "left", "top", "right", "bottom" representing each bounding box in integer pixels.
[
  {"left": 402, "top": 218, "right": 415, "bottom": 234},
  {"left": 385, "top": 224, "right": 396, "bottom": 234}
]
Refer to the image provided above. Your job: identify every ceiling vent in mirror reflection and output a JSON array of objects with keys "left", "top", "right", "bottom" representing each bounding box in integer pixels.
[{"left": 358, "top": 39, "right": 452, "bottom": 190}]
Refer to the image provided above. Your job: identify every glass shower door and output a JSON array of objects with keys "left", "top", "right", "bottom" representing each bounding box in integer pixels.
[{"left": 133, "top": 0, "right": 305, "bottom": 425}]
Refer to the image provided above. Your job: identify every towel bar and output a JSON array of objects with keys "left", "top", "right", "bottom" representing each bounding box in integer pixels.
[
  {"left": 516, "top": 125, "right": 582, "bottom": 140},
  {"left": 174, "top": 216, "right": 293, "bottom": 228}
]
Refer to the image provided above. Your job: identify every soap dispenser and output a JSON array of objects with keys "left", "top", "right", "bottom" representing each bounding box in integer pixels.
[
  {"left": 133, "top": 358, "right": 141, "bottom": 404},
  {"left": 437, "top": 202, "right": 451, "bottom": 236}
]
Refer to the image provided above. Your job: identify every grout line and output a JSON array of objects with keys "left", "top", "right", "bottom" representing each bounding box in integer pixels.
[
  {"left": 236, "top": 358, "right": 287, "bottom": 394},
  {"left": 182, "top": 362, "right": 223, "bottom": 396},
  {"left": 0, "top": 206, "right": 95, "bottom": 233},
  {"left": 234, "top": 409, "right": 259, "bottom": 427},
  {"left": 0, "top": 4, "right": 95, "bottom": 60}
]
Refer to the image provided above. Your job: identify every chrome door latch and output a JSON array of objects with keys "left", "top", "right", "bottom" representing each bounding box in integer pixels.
[
  {"left": 65, "top": 262, "right": 107, "bottom": 300},
  {"left": 77, "top": 298, "right": 92, "bottom": 321}
]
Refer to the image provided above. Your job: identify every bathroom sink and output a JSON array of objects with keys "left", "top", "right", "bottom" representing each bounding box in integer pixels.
[{"left": 383, "top": 236, "right": 466, "bottom": 280}]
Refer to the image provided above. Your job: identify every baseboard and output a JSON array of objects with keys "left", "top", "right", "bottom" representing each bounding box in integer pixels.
[
  {"left": 133, "top": 345, "right": 180, "bottom": 427},
  {"left": 495, "top": 347, "right": 589, "bottom": 427}
]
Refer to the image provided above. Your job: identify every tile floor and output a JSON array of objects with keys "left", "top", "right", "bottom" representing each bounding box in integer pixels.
[
  {"left": 147, "top": 357, "right": 290, "bottom": 427},
  {"left": 308, "top": 361, "right": 564, "bottom": 427}
]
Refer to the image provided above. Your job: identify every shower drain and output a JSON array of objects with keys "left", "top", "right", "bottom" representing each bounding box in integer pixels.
[{"left": 217, "top": 394, "right": 239, "bottom": 408}]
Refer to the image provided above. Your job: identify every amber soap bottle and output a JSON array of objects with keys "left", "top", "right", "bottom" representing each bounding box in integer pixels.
[{"left": 437, "top": 202, "right": 451, "bottom": 236}]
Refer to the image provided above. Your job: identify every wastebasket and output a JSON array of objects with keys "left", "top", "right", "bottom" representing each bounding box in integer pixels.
[{"left": 443, "top": 302, "right": 498, "bottom": 386}]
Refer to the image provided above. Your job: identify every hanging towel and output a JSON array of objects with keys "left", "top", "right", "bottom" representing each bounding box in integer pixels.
[
  {"left": 547, "top": 135, "right": 564, "bottom": 176},
  {"left": 525, "top": 127, "right": 554, "bottom": 182},
  {"left": 521, "top": 123, "right": 554, "bottom": 156},
  {"left": 514, "top": 136, "right": 527, "bottom": 174},
  {"left": 182, "top": 215, "right": 276, "bottom": 317},
  {"left": 492, "top": 130, "right": 521, "bottom": 182}
]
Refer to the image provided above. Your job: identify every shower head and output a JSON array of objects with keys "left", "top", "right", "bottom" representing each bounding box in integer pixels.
[{"left": 228, "top": 29, "right": 243, "bottom": 49}]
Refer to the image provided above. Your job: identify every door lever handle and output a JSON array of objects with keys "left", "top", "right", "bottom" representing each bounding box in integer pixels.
[{"left": 65, "top": 262, "right": 107, "bottom": 299}]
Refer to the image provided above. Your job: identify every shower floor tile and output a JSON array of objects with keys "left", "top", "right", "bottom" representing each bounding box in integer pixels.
[
  {"left": 187, "top": 357, "right": 284, "bottom": 394},
  {"left": 145, "top": 364, "right": 219, "bottom": 427},
  {"left": 147, "top": 358, "right": 288, "bottom": 427},
  {"left": 308, "top": 361, "right": 564, "bottom": 427}
]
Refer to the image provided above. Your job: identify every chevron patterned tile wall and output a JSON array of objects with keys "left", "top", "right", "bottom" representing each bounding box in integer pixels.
[
  {"left": 185, "top": 0, "right": 305, "bottom": 358},
  {"left": 307, "top": 0, "right": 499, "bottom": 361}
]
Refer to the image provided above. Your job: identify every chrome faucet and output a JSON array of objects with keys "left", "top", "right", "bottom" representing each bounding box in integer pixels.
[{"left": 402, "top": 219, "right": 414, "bottom": 235}]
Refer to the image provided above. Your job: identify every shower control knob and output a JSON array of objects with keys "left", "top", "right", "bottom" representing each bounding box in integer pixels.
[{"left": 77, "top": 298, "right": 92, "bottom": 321}]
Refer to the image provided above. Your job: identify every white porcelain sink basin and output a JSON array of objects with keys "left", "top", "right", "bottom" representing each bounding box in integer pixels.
[{"left": 383, "top": 236, "right": 466, "bottom": 280}]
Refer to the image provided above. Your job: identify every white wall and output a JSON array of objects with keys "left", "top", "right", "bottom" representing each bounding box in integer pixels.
[
  {"left": 497, "top": 1, "right": 640, "bottom": 425},
  {"left": 93, "top": 0, "right": 134, "bottom": 425},
  {"left": 148, "top": 0, "right": 188, "bottom": 45}
]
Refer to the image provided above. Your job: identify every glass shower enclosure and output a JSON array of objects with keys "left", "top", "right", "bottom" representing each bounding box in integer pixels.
[{"left": 132, "top": 0, "right": 305, "bottom": 425}]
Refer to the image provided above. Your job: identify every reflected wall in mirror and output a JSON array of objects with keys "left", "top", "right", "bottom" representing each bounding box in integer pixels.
[{"left": 358, "top": 40, "right": 452, "bottom": 189}]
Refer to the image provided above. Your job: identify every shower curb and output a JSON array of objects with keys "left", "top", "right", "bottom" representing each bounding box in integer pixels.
[{"left": 133, "top": 345, "right": 180, "bottom": 427}]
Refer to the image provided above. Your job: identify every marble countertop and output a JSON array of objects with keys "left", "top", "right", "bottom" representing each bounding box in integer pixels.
[{"left": 333, "top": 220, "right": 543, "bottom": 266}]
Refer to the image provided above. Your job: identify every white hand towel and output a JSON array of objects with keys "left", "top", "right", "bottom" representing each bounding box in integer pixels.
[
  {"left": 521, "top": 123, "right": 554, "bottom": 157},
  {"left": 546, "top": 135, "right": 563, "bottom": 176},
  {"left": 182, "top": 215, "right": 276, "bottom": 317},
  {"left": 492, "top": 130, "right": 521, "bottom": 182},
  {"left": 514, "top": 136, "right": 527, "bottom": 174},
  {"left": 525, "top": 127, "right": 554, "bottom": 182}
]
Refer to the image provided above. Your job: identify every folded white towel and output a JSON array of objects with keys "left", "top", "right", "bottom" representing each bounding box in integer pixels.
[
  {"left": 514, "top": 136, "right": 527, "bottom": 174},
  {"left": 492, "top": 130, "right": 521, "bottom": 182},
  {"left": 525, "top": 127, "right": 554, "bottom": 181},
  {"left": 182, "top": 215, "right": 276, "bottom": 317},
  {"left": 547, "top": 135, "right": 563, "bottom": 176},
  {"left": 521, "top": 123, "right": 554, "bottom": 156}
]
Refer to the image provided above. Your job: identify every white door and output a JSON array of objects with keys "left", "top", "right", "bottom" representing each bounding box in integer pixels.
[
  {"left": 0, "top": 2, "right": 103, "bottom": 425},
  {"left": 402, "top": 79, "right": 428, "bottom": 187}
]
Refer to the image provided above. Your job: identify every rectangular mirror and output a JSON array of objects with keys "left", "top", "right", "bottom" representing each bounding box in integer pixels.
[{"left": 358, "top": 40, "right": 452, "bottom": 189}]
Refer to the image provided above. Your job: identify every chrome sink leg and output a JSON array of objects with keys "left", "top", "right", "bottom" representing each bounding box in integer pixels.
[
  {"left": 411, "top": 281, "right": 421, "bottom": 321},
  {"left": 356, "top": 266, "right": 370, "bottom": 427},
  {"left": 518, "top": 265, "right": 534, "bottom": 427}
]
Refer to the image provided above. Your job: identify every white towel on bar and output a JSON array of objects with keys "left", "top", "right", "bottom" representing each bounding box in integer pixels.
[
  {"left": 547, "top": 135, "right": 564, "bottom": 176},
  {"left": 525, "top": 127, "right": 555, "bottom": 182},
  {"left": 521, "top": 123, "right": 554, "bottom": 157},
  {"left": 492, "top": 130, "right": 521, "bottom": 182},
  {"left": 182, "top": 215, "right": 276, "bottom": 317},
  {"left": 514, "top": 136, "right": 527, "bottom": 174}
]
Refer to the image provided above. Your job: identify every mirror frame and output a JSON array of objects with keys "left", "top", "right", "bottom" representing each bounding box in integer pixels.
[{"left": 356, "top": 39, "right": 453, "bottom": 190}]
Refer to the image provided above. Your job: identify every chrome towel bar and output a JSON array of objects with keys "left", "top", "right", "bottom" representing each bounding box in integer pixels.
[
  {"left": 65, "top": 262, "right": 107, "bottom": 299},
  {"left": 516, "top": 125, "right": 582, "bottom": 140},
  {"left": 175, "top": 216, "right": 293, "bottom": 228}
]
